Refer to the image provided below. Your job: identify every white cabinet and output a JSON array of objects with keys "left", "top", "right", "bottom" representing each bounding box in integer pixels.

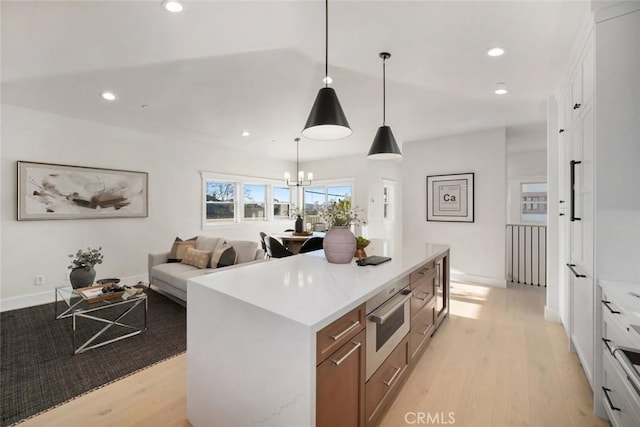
[
  {"left": 554, "top": 2, "right": 640, "bottom": 420},
  {"left": 569, "top": 33, "right": 594, "bottom": 123},
  {"left": 563, "top": 36, "right": 595, "bottom": 390},
  {"left": 600, "top": 283, "right": 640, "bottom": 427}
]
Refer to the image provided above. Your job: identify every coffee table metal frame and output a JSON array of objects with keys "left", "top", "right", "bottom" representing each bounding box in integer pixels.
[{"left": 55, "top": 286, "right": 147, "bottom": 354}]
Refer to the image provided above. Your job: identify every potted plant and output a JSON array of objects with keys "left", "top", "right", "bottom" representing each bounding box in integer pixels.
[
  {"left": 320, "top": 200, "right": 367, "bottom": 264},
  {"left": 68, "top": 247, "right": 103, "bottom": 289},
  {"left": 355, "top": 236, "right": 371, "bottom": 260}
]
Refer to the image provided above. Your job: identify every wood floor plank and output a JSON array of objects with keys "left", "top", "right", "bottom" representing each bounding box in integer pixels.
[{"left": 19, "top": 282, "right": 608, "bottom": 427}]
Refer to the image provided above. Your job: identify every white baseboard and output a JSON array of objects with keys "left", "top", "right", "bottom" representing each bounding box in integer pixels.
[
  {"left": 450, "top": 272, "right": 507, "bottom": 288},
  {"left": 544, "top": 306, "right": 562, "bottom": 324},
  {"left": 0, "top": 273, "right": 148, "bottom": 312}
]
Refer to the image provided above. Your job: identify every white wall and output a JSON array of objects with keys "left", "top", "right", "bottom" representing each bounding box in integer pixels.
[
  {"left": 505, "top": 123, "right": 547, "bottom": 224},
  {"left": 403, "top": 128, "right": 507, "bottom": 287},
  {"left": 0, "top": 105, "right": 294, "bottom": 308},
  {"left": 546, "top": 96, "right": 562, "bottom": 323}
]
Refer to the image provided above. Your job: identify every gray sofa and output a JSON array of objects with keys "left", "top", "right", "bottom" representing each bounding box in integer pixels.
[{"left": 148, "top": 235, "right": 265, "bottom": 301}]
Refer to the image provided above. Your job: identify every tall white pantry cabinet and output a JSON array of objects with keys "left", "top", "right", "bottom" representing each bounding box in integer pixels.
[{"left": 553, "top": 1, "right": 640, "bottom": 421}]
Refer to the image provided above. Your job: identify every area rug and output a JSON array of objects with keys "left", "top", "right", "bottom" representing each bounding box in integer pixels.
[{"left": 0, "top": 288, "right": 186, "bottom": 426}]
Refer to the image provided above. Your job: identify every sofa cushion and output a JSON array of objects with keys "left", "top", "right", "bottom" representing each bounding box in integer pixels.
[
  {"left": 196, "top": 236, "right": 223, "bottom": 253},
  {"left": 152, "top": 263, "right": 200, "bottom": 287},
  {"left": 228, "top": 240, "right": 259, "bottom": 264},
  {"left": 211, "top": 242, "right": 237, "bottom": 268},
  {"left": 168, "top": 236, "right": 197, "bottom": 262},
  {"left": 181, "top": 247, "right": 213, "bottom": 269}
]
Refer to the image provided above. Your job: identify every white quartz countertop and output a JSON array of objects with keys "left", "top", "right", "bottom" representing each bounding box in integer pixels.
[
  {"left": 600, "top": 278, "right": 640, "bottom": 318},
  {"left": 189, "top": 240, "right": 449, "bottom": 331}
]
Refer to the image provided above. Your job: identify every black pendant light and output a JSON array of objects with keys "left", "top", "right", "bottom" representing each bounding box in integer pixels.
[
  {"left": 367, "top": 52, "right": 402, "bottom": 160},
  {"left": 302, "top": 0, "right": 351, "bottom": 140}
]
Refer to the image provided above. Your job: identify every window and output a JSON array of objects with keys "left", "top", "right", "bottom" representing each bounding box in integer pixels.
[
  {"left": 243, "top": 184, "right": 266, "bottom": 221},
  {"left": 521, "top": 182, "right": 547, "bottom": 224},
  {"left": 304, "top": 187, "right": 327, "bottom": 216},
  {"left": 302, "top": 182, "right": 354, "bottom": 229},
  {"left": 382, "top": 180, "right": 395, "bottom": 222},
  {"left": 202, "top": 173, "right": 298, "bottom": 228},
  {"left": 205, "top": 180, "right": 235, "bottom": 224},
  {"left": 273, "top": 187, "right": 291, "bottom": 220}
]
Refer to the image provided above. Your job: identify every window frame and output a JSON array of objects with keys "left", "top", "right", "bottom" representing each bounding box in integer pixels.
[
  {"left": 382, "top": 179, "right": 395, "bottom": 223},
  {"left": 301, "top": 178, "right": 356, "bottom": 228},
  {"left": 201, "top": 172, "right": 296, "bottom": 229}
]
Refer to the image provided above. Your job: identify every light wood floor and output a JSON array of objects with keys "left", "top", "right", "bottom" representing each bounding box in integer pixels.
[{"left": 19, "top": 282, "right": 609, "bottom": 427}]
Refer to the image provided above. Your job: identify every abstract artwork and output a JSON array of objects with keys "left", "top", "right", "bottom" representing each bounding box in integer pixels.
[
  {"left": 427, "top": 172, "right": 474, "bottom": 222},
  {"left": 17, "top": 161, "right": 148, "bottom": 220}
]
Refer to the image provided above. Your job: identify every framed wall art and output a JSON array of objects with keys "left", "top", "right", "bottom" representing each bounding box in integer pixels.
[
  {"left": 426, "top": 172, "right": 474, "bottom": 222},
  {"left": 17, "top": 161, "right": 148, "bottom": 220}
]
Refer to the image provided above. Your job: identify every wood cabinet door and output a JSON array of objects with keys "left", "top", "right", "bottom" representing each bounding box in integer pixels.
[{"left": 317, "top": 330, "right": 366, "bottom": 427}]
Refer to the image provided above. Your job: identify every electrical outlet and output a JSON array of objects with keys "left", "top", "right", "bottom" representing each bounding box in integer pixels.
[{"left": 35, "top": 275, "right": 45, "bottom": 286}]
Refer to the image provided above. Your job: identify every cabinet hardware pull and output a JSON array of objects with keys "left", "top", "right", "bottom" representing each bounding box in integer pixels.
[
  {"left": 559, "top": 129, "right": 565, "bottom": 133},
  {"left": 369, "top": 291, "right": 413, "bottom": 325},
  {"left": 573, "top": 103, "right": 581, "bottom": 110},
  {"left": 566, "top": 263, "right": 586, "bottom": 278},
  {"left": 602, "top": 387, "right": 620, "bottom": 411},
  {"left": 602, "top": 300, "right": 621, "bottom": 315},
  {"left": 570, "top": 160, "right": 582, "bottom": 221},
  {"left": 413, "top": 291, "right": 431, "bottom": 301},
  {"left": 383, "top": 366, "right": 402, "bottom": 387},
  {"left": 331, "top": 341, "right": 361, "bottom": 366},
  {"left": 418, "top": 268, "right": 433, "bottom": 275},
  {"left": 559, "top": 213, "right": 565, "bottom": 216},
  {"left": 559, "top": 200, "right": 565, "bottom": 203},
  {"left": 330, "top": 321, "right": 360, "bottom": 341},
  {"left": 418, "top": 325, "right": 431, "bottom": 336},
  {"left": 602, "top": 338, "right": 614, "bottom": 354}
]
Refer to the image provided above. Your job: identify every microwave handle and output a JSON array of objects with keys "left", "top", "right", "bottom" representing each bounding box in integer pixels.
[{"left": 369, "top": 290, "right": 413, "bottom": 325}]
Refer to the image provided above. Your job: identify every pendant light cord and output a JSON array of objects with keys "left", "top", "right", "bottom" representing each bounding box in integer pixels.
[
  {"left": 382, "top": 56, "right": 386, "bottom": 126},
  {"left": 295, "top": 138, "right": 300, "bottom": 182},
  {"left": 324, "top": 0, "right": 328, "bottom": 87}
]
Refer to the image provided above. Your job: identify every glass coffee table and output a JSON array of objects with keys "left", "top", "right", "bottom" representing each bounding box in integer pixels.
[{"left": 55, "top": 286, "right": 147, "bottom": 354}]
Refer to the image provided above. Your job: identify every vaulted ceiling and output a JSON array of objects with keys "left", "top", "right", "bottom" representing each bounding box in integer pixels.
[{"left": 1, "top": 1, "right": 589, "bottom": 160}]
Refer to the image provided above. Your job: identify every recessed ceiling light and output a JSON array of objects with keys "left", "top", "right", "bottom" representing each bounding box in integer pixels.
[
  {"left": 487, "top": 47, "right": 505, "bottom": 57},
  {"left": 494, "top": 83, "right": 509, "bottom": 95},
  {"left": 241, "top": 131, "right": 250, "bottom": 137},
  {"left": 161, "top": 0, "right": 183, "bottom": 13},
  {"left": 323, "top": 76, "right": 333, "bottom": 85},
  {"left": 100, "top": 91, "right": 117, "bottom": 101}
]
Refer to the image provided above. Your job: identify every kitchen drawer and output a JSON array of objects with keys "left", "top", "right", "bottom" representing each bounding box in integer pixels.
[
  {"left": 602, "top": 350, "right": 640, "bottom": 427},
  {"left": 602, "top": 293, "right": 640, "bottom": 350},
  {"left": 317, "top": 304, "right": 365, "bottom": 365},
  {"left": 411, "top": 277, "right": 434, "bottom": 317},
  {"left": 411, "top": 262, "right": 436, "bottom": 289},
  {"left": 603, "top": 306, "right": 636, "bottom": 351},
  {"left": 409, "top": 299, "right": 435, "bottom": 360},
  {"left": 366, "top": 336, "right": 410, "bottom": 426}
]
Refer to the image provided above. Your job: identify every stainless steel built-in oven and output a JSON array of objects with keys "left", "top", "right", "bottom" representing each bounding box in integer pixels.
[{"left": 366, "top": 275, "right": 412, "bottom": 380}]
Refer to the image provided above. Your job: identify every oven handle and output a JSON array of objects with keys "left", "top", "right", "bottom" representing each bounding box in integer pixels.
[{"left": 368, "top": 289, "right": 413, "bottom": 325}]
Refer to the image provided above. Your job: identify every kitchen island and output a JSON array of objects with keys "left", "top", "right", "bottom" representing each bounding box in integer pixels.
[{"left": 187, "top": 240, "right": 449, "bottom": 426}]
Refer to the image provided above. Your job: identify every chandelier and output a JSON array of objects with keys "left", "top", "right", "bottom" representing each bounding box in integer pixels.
[{"left": 284, "top": 138, "right": 313, "bottom": 187}]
